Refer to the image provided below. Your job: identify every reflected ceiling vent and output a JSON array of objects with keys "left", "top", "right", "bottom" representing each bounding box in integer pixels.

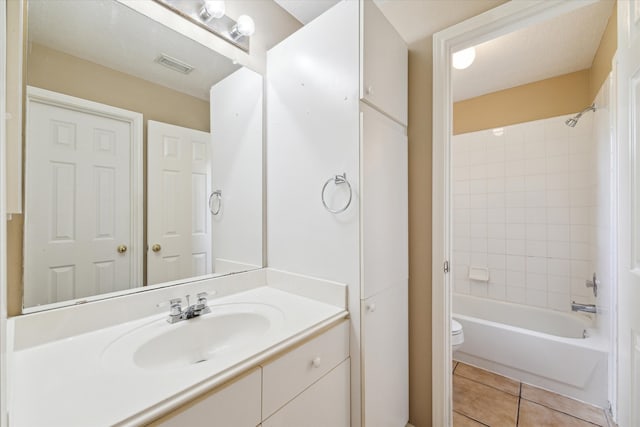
[{"left": 155, "top": 53, "right": 195, "bottom": 75}]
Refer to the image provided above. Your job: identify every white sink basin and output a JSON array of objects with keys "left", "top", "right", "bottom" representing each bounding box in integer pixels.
[{"left": 102, "top": 303, "right": 285, "bottom": 371}]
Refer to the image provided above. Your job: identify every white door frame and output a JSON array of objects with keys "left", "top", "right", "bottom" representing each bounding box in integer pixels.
[
  {"left": 1, "top": 1, "right": 8, "bottom": 425},
  {"left": 431, "top": 1, "right": 600, "bottom": 424},
  {"left": 24, "top": 86, "right": 143, "bottom": 309}
]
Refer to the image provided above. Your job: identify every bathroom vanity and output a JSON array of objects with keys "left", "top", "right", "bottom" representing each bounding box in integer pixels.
[
  {"left": 9, "top": 269, "right": 349, "bottom": 426},
  {"left": 3, "top": 0, "right": 408, "bottom": 425}
]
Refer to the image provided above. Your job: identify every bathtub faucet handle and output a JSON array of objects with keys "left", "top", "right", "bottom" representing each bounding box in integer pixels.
[{"left": 585, "top": 273, "right": 599, "bottom": 297}]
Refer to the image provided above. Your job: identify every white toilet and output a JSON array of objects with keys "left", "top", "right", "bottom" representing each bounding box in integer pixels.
[{"left": 452, "top": 319, "right": 464, "bottom": 352}]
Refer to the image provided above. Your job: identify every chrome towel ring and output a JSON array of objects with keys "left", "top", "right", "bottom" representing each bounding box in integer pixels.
[
  {"left": 321, "top": 173, "right": 352, "bottom": 214},
  {"left": 209, "top": 190, "right": 222, "bottom": 215}
]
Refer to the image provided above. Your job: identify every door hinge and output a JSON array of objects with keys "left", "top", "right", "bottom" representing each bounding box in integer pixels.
[{"left": 444, "top": 260, "right": 450, "bottom": 273}]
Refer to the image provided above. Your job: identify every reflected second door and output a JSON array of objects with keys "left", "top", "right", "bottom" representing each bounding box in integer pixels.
[
  {"left": 147, "top": 120, "right": 212, "bottom": 285},
  {"left": 24, "top": 96, "right": 135, "bottom": 306}
]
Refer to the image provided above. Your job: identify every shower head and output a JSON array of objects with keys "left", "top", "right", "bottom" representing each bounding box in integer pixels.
[
  {"left": 565, "top": 103, "right": 596, "bottom": 127},
  {"left": 565, "top": 117, "right": 579, "bottom": 127}
]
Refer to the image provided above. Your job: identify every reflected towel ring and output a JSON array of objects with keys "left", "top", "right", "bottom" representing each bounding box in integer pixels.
[
  {"left": 321, "top": 173, "right": 352, "bottom": 214},
  {"left": 209, "top": 190, "right": 222, "bottom": 215}
]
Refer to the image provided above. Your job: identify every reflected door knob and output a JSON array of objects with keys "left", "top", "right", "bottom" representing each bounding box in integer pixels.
[
  {"left": 152, "top": 244, "right": 162, "bottom": 253},
  {"left": 117, "top": 245, "right": 127, "bottom": 254}
]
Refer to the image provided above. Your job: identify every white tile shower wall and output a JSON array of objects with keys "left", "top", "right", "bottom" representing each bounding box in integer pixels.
[{"left": 452, "top": 113, "right": 596, "bottom": 312}]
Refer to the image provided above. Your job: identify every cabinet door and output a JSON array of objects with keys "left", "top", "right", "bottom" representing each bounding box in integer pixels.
[
  {"left": 262, "top": 359, "right": 350, "bottom": 427},
  {"left": 262, "top": 321, "right": 349, "bottom": 419},
  {"left": 361, "top": 104, "right": 408, "bottom": 299},
  {"left": 361, "top": 0, "right": 408, "bottom": 125},
  {"left": 152, "top": 368, "right": 261, "bottom": 427},
  {"left": 361, "top": 283, "right": 408, "bottom": 427}
]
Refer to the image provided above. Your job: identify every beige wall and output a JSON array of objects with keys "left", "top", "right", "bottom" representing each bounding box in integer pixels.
[
  {"left": 7, "top": 43, "right": 211, "bottom": 316},
  {"left": 407, "top": 36, "right": 433, "bottom": 427},
  {"left": 453, "top": 70, "right": 591, "bottom": 135}
]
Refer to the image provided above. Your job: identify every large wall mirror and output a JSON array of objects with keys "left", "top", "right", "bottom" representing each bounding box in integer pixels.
[{"left": 19, "top": 0, "right": 271, "bottom": 311}]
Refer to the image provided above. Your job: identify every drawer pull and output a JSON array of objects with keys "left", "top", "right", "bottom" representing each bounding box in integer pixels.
[
  {"left": 311, "top": 357, "right": 321, "bottom": 368},
  {"left": 367, "top": 303, "right": 377, "bottom": 312}
]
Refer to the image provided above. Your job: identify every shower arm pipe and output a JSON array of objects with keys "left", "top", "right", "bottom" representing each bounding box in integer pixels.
[
  {"left": 565, "top": 103, "right": 596, "bottom": 127},
  {"left": 574, "top": 103, "right": 596, "bottom": 119},
  {"left": 571, "top": 103, "right": 597, "bottom": 122}
]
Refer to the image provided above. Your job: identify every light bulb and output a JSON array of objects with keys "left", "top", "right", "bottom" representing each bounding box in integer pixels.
[
  {"left": 452, "top": 47, "right": 476, "bottom": 70},
  {"left": 236, "top": 15, "right": 255, "bottom": 37},
  {"left": 200, "top": 0, "right": 225, "bottom": 20}
]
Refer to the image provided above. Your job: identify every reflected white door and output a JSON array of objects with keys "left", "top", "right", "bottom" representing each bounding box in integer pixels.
[
  {"left": 616, "top": 1, "right": 640, "bottom": 426},
  {"left": 147, "top": 120, "right": 212, "bottom": 285},
  {"left": 24, "top": 89, "right": 140, "bottom": 307}
]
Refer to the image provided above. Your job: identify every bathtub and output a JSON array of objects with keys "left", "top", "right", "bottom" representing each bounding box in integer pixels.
[{"left": 453, "top": 293, "right": 608, "bottom": 407}]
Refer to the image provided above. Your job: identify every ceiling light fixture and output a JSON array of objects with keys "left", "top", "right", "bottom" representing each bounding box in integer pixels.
[
  {"left": 153, "top": 0, "right": 255, "bottom": 52},
  {"left": 452, "top": 47, "right": 476, "bottom": 70},
  {"left": 199, "top": 0, "right": 225, "bottom": 21}
]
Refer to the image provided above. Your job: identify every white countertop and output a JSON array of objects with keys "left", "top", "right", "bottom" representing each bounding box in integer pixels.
[{"left": 9, "top": 271, "right": 348, "bottom": 427}]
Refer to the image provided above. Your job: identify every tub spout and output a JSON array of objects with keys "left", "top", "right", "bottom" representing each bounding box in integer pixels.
[{"left": 571, "top": 301, "right": 596, "bottom": 314}]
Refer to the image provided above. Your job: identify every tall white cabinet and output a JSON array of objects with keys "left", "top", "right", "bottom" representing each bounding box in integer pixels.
[{"left": 267, "top": 1, "right": 408, "bottom": 425}]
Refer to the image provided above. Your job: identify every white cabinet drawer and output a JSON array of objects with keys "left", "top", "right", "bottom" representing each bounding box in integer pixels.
[
  {"left": 262, "top": 358, "right": 350, "bottom": 427},
  {"left": 261, "top": 320, "right": 349, "bottom": 419},
  {"left": 152, "top": 368, "right": 262, "bottom": 427}
]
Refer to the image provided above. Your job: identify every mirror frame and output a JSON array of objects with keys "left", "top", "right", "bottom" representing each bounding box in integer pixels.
[
  {"left": 18, "top": 0, "right": 267, "bottom": 314},
  {"left": 431, "top": 0, "right": 600, "bottom": 424}
]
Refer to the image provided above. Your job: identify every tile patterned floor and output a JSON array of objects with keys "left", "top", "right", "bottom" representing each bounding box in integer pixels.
[{"left": 452, "top": 361, "right": 612, "bottom": 427}]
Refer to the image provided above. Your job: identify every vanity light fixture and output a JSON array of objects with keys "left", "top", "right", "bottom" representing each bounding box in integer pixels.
[
  {"left": 153, "top": 0, "right": 255, "bottom": 52},
  {"left": 199, "top": 0, "right": 225, "bottom": 21},
  {"left": 452, "top": 47, "right": 476, "bottom": 70},
  {"left": 230, "top": 15, "right": 256, "bottom": 40}
]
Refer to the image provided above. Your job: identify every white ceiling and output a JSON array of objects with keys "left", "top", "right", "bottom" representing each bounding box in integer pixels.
[
  {"left": 273, "top": 0, "right": 340, "bottom": 24},
  {"left": 28, "top": 0, "right": 240, "bottom": 101},
  {"left": 451, "top": 0, "right": 615, "bottom": 101},
  {"left": 376, "top": 0, "right": 508, "bottom": 45}
]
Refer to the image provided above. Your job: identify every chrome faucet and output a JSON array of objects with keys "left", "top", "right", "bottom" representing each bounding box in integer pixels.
[
  {"left": 571, "top": 301, "right": 596, "bottom": 314},
  {"left": 157, "top": 291, "right": 214, "bottom": 324}
]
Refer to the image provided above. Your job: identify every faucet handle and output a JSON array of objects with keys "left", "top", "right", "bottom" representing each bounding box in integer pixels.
[
  {"left": 585, "top": 272, "right": 599, "bottom": 297},
  {"left": 156, "top": 298, "right": 183, "bottom": 315},
  {"left": 197, "top": 290, "right": 216, "bottom": 305},
  {"left": 156, "top": 297, "right": 182, "bottom": 308}
]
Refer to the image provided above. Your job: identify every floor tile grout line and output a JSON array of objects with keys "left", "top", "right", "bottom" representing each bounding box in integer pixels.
[
  {"left": 516, "top": 383, "right": 522, "bottom": 426},
  {"left": 520, "top": 397, "right": 605, "bottom": 427},
  {"left": 454, "top": 371, "right": 520, "bottom": 397},
  {"left": 453, "top": 410, "right": 490, "bottom": 427},
  {"left": 454, "top": 362, "right": 524, "bottom": 393},
  {"left": 519, "top": 382, "right": 522, "bottom": 398}
]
